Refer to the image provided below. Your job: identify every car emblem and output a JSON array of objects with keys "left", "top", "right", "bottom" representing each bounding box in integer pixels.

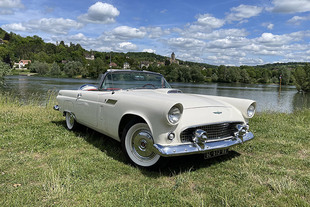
[{"left": 213, "top": 111, "right": 222, "bottom": 115}]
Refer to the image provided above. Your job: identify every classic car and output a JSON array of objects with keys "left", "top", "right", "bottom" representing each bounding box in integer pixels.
[{"left": 53, "top": 69, "right": 256, "bottom": 168}]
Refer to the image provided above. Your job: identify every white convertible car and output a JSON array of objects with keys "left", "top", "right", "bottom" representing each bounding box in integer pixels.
[{"left": 54, "top": 69, "right": 256, "bottom": 168}]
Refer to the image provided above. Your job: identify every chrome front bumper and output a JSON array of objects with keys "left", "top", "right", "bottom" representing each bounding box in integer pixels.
[{"left": 153, "top": 132, "right": 254, "bottom": 157}]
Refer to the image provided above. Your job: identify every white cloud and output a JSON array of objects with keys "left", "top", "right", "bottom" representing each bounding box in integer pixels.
[
  {"left": 269, "top": 0, "right": 310, "bottom": 13},
  {"left": 111, "top": 26, "right": 146, "bottom": 39},
  {"left": 143, "top": 49, "right": 156, "bottom": 53},
  {"left": 178, "top": 53, "right": 204, "bottom": 63},
  {"left": 116, "top": 42, "right": 138, "bottom": 51},
  {"left": 196, "top": 14, "right": 225, "bottom": 29},
  {"left": 226, "top": 4, "right": 263, "bottom": 22},
  {"left": 2, "top": 22, "right": 26, "bottom": 31},
  {"left": 78, "top": 2, "right": 120, "bottom": 24},
  {"left": 0, "top": 0, "right": 23, "bottom": 14},
  {"left": 0, "top": 0, "right": 23, "bottom": 8},
  {"left": 267, "top": 24, "right": 274, "bottom": 30},
  {"left": 206, "top": 37, "right": 249, "bottom": 49},
  {"left": 2, "top": 18, "right": 83, "bottom": 34},
  {"left": 141, "top": 27, "right": 170, "bottom": 39},
  {"left": 262, "top": 23, "right": 274, "bottom": 30},
  {"left": 69, "top": 33, "right": 88, "bottom": 41},
  {"left": 289, "top": 30, "right": 310, "bottom": 40},
  {"left": 178, "top": 15, "right": 227, "bottom": 40},
  {"left": 256, "top": 33, "right": 293, "bottom": 47},
  {"left": 29, "top": 18, "right": 83, "bottom": 34},
  {"left": 207, "top": 55, "right": 264, "bottom": 66},
  {"left": 287, "top": 15, "right": 310, "bottom": 25},
  {"left": 167, "top": 37, "right": 206, "bottom": 49},
  {"left": 185, "top": 14, "right": 225, "bottom": 33},
  {"left": 184, "top": 28, "right": 248, "bottom": 40}
]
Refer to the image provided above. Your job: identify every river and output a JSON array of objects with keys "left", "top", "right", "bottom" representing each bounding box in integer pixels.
[{"left": 1, "top": 75, "right": 310, "bottom": 113}]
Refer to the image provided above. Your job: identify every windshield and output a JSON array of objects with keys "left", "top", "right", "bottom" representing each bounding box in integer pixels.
[{"left": 100, "top": 71, "right": 171, "bottom": 91}]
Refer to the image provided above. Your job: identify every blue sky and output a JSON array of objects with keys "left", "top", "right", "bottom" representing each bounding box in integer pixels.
[{"left": 1, "top": 0, "right": 310, "bottom": 66}]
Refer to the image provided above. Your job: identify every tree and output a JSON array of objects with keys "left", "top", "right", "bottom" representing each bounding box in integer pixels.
[
  {"left": 226, "top": 67, "right": 240, "bottom": 83},
  {"left": 50, "top": 62, "right": 61, "bottom": 76},
  {"left": 30, "top": 61, "right": 50, "bottom": 75},
  {"left": 165, "top": 67, "right": 179, "bottom": 82},
  {"left": 279, "top": 68, "right": 291, "bottom": 85},
  {"left": 211, "top": 73, "right": 218, "bottom": 82},
  {"left": 190, "top": 67, "right": 204, "bottom": 82},
  {"left": 294, "top": 64, "right": 310, "bottom": 93},
  {"left": 3, "top": 32, "right": 11, "bottom": 41},
  {"left": 63, "top": 61, "right": 83, "bottom": 78},
  {"left": 0, "top": 61, "right": 11, "bottom": 84},
  {"left": 240, "top": 69, "right": 250, "bottom": 83},
  {"left": 217, "top": 65, "right": 228, "bottom": 82}
]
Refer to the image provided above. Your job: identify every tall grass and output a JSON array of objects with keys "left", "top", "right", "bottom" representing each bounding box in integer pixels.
[
  {"left": 0, "top": 93, "right": 309, "bottom": 206},
  {"left": 0, "top": 90, "right": 58, "bottom": 107}
]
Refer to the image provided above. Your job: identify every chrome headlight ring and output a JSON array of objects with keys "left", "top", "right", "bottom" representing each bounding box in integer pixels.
[
  {"left": 167, "top": 104, "right": 183, "bottom": 125},
  {"left": 247, "top": 103, "right": 256, "bottom": 118}
]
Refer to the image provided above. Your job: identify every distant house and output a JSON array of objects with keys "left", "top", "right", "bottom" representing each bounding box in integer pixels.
[
  {"left": 123, "top": 62, "right": 130, "bottom": 69},
  {"left": 109, "top": 62, "right": 117, "bottom": 68},
  {"left": 140, "top": 61, "right": 150, "bottom": 69},
  {"left": 18, "top": 60, "right": 31, "bottom": 69},
  {"left": 85, "top": 52, "right": 94, "bottom": 60},
  {"left": 157, "top": 62, "right": 165, "bottom": 67},
  {"left": 0, "top": 38, "right": 3, "bottom": 44}
]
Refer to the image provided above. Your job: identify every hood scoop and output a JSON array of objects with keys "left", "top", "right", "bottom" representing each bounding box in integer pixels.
[
  {"left": 155, "top": 88, "right": 183, "bottom": 94},
  {"left": 167, "top": 89, "right": 182, "bottom": 94}
]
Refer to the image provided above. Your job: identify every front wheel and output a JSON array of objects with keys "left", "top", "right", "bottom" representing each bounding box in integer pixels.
[{"left": 121, "top": 122, "right": 161, "bottom": 168}]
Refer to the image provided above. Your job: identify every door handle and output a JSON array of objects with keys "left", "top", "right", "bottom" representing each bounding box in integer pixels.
[{"left": 77, "top": 93, "right": 82, "bottom": 99}]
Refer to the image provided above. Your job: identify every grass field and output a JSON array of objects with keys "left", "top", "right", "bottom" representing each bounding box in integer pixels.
[{"left": 0, "top": 94, "right": 310, "bottom": 206}]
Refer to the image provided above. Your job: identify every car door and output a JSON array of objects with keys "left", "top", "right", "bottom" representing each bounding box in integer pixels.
[
  {"left": 97, "top": 92, "right": 120, "bottom": 138},
  {"left": 75, "top": 91, "right": 100, "bottom": 127}
]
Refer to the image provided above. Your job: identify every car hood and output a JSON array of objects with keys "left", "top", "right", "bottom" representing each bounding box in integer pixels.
[{"left": 123, "top": 88, "right": 230, "bottom": 109}]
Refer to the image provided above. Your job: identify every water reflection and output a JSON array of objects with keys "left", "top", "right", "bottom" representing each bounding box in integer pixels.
[
  {"left": 1, "top": 75, "right": 310, "bottom": 113},
  {"left": 292, "top": 93, "right": 310, "bottom": 111}
]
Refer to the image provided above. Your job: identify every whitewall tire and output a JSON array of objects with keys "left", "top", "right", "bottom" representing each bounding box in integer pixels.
[
  {"left": 122, "top": 122, "right": 161, "bottom": 168},
  {"left": 65, "top": 112, "right": 76, "bottom": 130}
]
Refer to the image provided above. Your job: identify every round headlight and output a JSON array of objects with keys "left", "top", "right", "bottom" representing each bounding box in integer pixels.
[
  {"left": 247, "top": 104, "right": 255, "bottom": 117},
  {"left": 168, "top": 104, "right": 183, "bottom": 124}
]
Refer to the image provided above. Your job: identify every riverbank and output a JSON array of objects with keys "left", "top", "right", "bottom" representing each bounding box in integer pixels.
[
  {"left": 10, "top": 69, "right": 86, "bottom": 79},
  {"left": 0, "top": 96, "right": 309, "bottom": 206}
]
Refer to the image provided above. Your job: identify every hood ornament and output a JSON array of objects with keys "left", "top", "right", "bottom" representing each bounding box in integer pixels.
[{"left": 213, "top": 111, "right": 222, "bottom": 115}]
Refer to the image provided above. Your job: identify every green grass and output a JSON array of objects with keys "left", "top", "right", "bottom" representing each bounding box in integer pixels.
[{"left": 0, "top": 94, "right": 310, "bottom": 206}]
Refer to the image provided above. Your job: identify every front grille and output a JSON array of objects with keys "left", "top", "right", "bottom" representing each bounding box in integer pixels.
[{"left": 180, "top": 122, "right": 243, "bottom": 143}]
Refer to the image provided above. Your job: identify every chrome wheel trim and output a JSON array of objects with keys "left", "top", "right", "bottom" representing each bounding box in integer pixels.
[
  {"left": 125, "top": 123, "right": 160, "bottom": 167},
  {"left": 65, "top": 112, "right": 75, "bottom": 130}
]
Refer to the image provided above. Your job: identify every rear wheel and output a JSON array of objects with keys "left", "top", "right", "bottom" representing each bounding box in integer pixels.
[
  {"left": 65, "top": 112, "right": 76, "bottom": 130},
  {"left": 121, "top": 122, "right": 161, "bottom": 168}
]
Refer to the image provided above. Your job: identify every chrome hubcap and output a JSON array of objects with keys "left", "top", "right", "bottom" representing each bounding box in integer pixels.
[
  {"left": 132, "top": 130, "right": 156, "bottom": 160},
  {"left": 69, "top": 114, "right": 74, "bottom": 126},
  {"left": 66, "top": 113, "right": 75, "bottom": 129}
]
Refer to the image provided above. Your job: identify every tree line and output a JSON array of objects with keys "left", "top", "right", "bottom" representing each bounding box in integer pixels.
[{"left": 1, "top": 28, "right": 310, "bottom": 92}]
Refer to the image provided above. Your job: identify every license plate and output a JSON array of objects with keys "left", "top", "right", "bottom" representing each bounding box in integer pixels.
[{"left": 204, "top": 149, "right": 229, "bottom": 159}]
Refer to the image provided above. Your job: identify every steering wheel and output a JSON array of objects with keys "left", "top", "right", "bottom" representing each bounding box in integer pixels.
[{"left": 142, "top": 83, "right": 156, "bottom": 88}]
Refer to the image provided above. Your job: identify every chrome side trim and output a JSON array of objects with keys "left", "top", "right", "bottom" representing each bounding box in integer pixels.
[{"left": 153, "top": 132, "right": 254, "bottom": 157}]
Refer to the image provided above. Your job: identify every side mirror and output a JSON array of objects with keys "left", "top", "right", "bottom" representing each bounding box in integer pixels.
[{"left": 79, "top": 84, "right": 98, "bottom": 91}]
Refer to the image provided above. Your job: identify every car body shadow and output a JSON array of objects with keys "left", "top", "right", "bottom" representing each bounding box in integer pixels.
[{"left": 52, "top": 120, "right": 241, "bottom": 176}]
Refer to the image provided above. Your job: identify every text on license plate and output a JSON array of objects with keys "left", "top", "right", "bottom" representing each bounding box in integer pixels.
[{"left": 204, "top": 149, "right": 229, "bottom": 159}]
